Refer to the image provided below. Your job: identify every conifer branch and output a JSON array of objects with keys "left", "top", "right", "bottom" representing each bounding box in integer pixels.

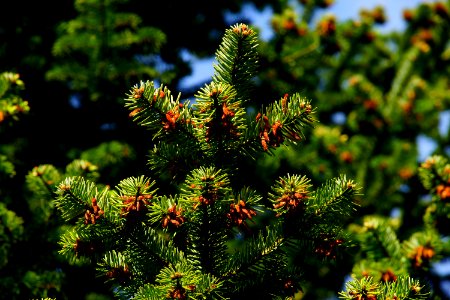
[
  {"left": 125, "top": 81, "right": 194, "bottom": 141},
  {"left": 252, "top": 93, "right": 316, "bottom": 153},
  {"left": 360, "top": 217, "right": 404, "bottom": 262},
  {"left": 180, "top": 167, "right": 231, "bottom": 275},
  {"left": 402, "top": 230, "right": 442, "bottom": 270},
  {"left": 339, "top": 275, "right": 430, "bottom": 299},
  {"left": 0, "top": 72, "right": 29, "bottom": 125},
  {"left": 126, "top": 226, "right": 186, "bottom": 270},
  {"left": 58, "top": 225, "right": 107, "bottom": 264},
  {"left": 97, "top": 250, "right": 134, "bottom": 293},
  {"left": 308, "top": 174, "right": 360, "bottom": 222},
  {"left": 55, "top": 176, "right": 99, "bottom": 221},
  {"left": 65, "top": 159, "right": 100, "bottom": 181},
  {"left": 192, "top": 82, "right": 245, "bottom": 164},
  {"left": 133, "top": 263, "right": 223, "bottom": 299},
  {"left": 384, "top": 46, "right": 421, "bottom": 122},
  {"left": 225, "top": 222, "right": 284, "bottom": 278},
  {"left": 147, "top": 141, "right": 203, "bottom": 182},
  {"left": 27, "top": 165, "right": 60, "bottom": 195},
  {"left": 213, "top": 23, "right": 259, "bottom": 103}
]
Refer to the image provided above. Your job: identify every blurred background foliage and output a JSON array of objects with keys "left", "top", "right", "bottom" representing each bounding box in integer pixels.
[{"left": 0, "top": 0, "right": 449, "bottom": 299}]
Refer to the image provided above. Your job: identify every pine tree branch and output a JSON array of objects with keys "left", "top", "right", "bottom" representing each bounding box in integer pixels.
[
  {"left": 222, "top": 223, "right": 287, "bottom": 294},
  {"left": 339, "top": 275, "right": 430, "bottom": 299},
  {"left": 126, "top": 226, "right": 186, "bottom": 270},
  {"left": 55, "top": 176, "right": 98, "bottom": 221},
  {"left": 213, "top": 23, "right": 259, "bottom": 103},
  {"left": 361, "top": 217, "right": 404, "bottom": 263},
  {"left": 250, "top": 93, "right": 316, "bottom": 154},
  {"left": 179, "top": 167, "right": 232, "bottom": 275},
  {"left": 125, "top": 81, "right": 195, "bottom": 142},
  {"left": 307, "top": 174, "right": 360, "bottom": 222}
]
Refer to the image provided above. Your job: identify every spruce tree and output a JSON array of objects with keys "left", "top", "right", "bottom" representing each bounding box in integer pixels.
[
  {"left": 45, "top": 0, "right": 170, "bottom": 157},
  {"left": 52, "top": 23, "right": 365, "bottom": 299},
  {"left": 248, "top": 0, "right": 449, "bottom": 298},
  {"left": 46, "top": 0, "right": 170, "bottom": 102}
]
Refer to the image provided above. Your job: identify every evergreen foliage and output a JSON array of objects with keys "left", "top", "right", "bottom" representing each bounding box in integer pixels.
[
  {"left": 0, "top": 0, "right": 277, "bottom": 169},
  {"left": 43, "top": 0, "right": 172, "bottom": 163},
  {"left": 247, "top": 0, "right": 449, "bottom": 298},
  {"left": 0, "top": 74, "right": 123, "bottom": 298},
  {"left": 52, "top": 23, "right": 363, "bottom": 299},
  {"left": 0, "top": 1, "right": 449, "bottom": 299},
  {"left": 2, "top": 2, "right": 276, "bottom": 295},
  {"left": 1, "top": 154, "right": 113, "bottom": 298},
  {"left": 340, "top": 155, "right": 450, "bottom": 299},
  {"left": 0, "top": 72, "right": 27, "bottom": 285},
  {"left": 0, "top": 72, "right": 29, "bottom": 127},
  {"left": 46, "top": 0, "right": 169, "bottom": 102},
  {"left": 255, "top": 0, "right": 449, "bottom": 210},
  {"left": 339, "top": 275, "right": 430, "bottom": 300}
]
